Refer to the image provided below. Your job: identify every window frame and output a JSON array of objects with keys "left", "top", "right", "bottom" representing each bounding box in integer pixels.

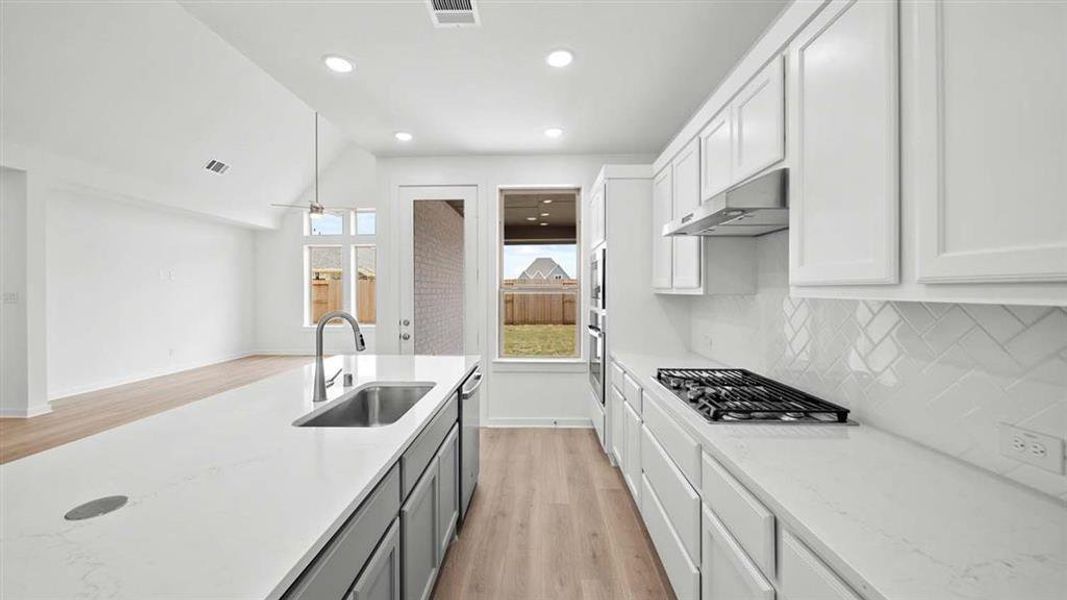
[
  {"left": 496, "top": 187, "right": 583, "bottom": 362},
  {"left": 301, "top": 209, "right": 378, "bottom": 329}
]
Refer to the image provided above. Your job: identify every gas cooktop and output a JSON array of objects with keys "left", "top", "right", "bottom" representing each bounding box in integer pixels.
[{"left": 656, "top": 368, "right": 851, "bottom": 424}]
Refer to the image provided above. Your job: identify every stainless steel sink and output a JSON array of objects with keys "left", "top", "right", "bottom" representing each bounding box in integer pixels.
[{"left": 294, "top": 382, "right": 434, "bottom": 428}]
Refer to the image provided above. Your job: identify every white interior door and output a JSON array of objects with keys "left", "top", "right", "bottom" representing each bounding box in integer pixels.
[{"left": 397, "top": 186, "right": 479, "bottom": 355}]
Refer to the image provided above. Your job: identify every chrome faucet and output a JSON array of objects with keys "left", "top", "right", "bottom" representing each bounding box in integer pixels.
[{"left": 314, "top": 310, "right": 366, "bottom": 402}]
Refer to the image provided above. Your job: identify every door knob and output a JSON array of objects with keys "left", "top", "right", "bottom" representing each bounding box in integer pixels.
[
  {"left": 401, "top": 319, "right": 411, "bottom": 326},
  {"left": 401, "top": 333, "right": 411, "bottom": 340}
]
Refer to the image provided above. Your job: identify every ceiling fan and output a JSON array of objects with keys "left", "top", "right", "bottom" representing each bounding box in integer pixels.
[{"left": 271, "top": 112, "right": 356, "bottom": 216}]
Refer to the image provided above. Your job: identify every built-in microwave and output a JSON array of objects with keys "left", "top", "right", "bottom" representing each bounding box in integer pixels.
[{"left": 590, "top": 246, "right": 605, "bottom": 311}]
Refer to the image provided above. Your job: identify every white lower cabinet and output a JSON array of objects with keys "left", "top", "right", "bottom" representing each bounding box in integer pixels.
[
  {"left": 641, "top": 475, "right": 700, "bottom": 600},
  {"left": 641, "top": 424, "right": 700, "bottom": 564},
  {"left": 435, "top": 425, "right": 459, "bottom": 560},
  {"left": 610, "top": 385, "right": 625, "bottom": 465},
  {"left": 779, "top": 529, "right": 861, "bottom": 600},
  {"left": 623, "top": 400, "right": 642, "bottom": 501},
  {"left": 401, "top": 457, "right": 439, "bottom": 600},
  {"left": 702, "top": 505, "right": 775, "bottom": 600},
  {"left": 348, "top": 519, "right": 401, "bottom": 600}
]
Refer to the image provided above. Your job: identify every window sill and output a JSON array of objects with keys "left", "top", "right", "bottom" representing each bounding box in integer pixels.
[{"left": 491, "top": 358, "right": 588, "bottom": 373}]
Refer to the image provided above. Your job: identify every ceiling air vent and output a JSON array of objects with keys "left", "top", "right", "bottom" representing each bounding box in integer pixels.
[
  {"left": 204, "top": 159, "right": 230, "bottom": 175},
  {"left": 426, "top": 0, "right": 479, "bottom": 28}
]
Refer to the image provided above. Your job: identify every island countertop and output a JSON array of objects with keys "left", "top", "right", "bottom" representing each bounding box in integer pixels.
[{"left": 1, "top": 354, "right": 480, "bottom": 599}]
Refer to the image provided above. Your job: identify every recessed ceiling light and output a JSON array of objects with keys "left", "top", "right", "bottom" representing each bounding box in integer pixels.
[
  {"left": 540, "top": 222, "right": 549, "bottom": 226},
  {"left": 540, "top": 212, "right": 550, "bottom": 217},
  {"left": 542, "top": 199, "right": 553, "bottom": 204},
  {"left": 394, "top": 131, "right": 413, "bottom": 142},
  {"left": 546, "top": 49, "right": 574, "bottom": 68},
  {"left": 526, "top": 216, "right": 537, "bottom": 221},
  {"left": 544, "top": 127, "right": 564, "bottom": 138},
  {"left": 323, "top": 55, "right": 354, "bottom": 74}
]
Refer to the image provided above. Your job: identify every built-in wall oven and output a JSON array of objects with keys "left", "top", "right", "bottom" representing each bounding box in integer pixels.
[{"left": 587, "top": 312, "right": 605, "bottom": 405}]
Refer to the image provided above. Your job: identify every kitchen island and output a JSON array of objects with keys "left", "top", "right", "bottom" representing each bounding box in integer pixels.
[{"left": 1, "top": 354, "right": 479, "bottom": 599}]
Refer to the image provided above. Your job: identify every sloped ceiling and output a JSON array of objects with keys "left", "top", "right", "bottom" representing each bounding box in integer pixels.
[
  {"left": 0, "top": 1, "right": 348, "bottom": 228},
  {"left": 180, "top": 0, "right": 788, "bottom": 157}
]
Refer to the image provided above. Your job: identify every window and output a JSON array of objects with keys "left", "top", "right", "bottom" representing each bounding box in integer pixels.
[
  {"left": 499, "top": 189, "right": 580, "bottom": 359},
  {"left": 303, "top": 209, "right": 377, "bottom": 327},
  {"left": 307, "top": 211, "right": 345, "bottom": 236},
  {"left": 353, "top": 245, "right": 377, "bottom": 325},
  {"left": 355, "top": 209, "right": 376, "bottom": 235}
]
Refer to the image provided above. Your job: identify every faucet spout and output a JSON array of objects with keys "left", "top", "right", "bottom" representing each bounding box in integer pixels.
[{"left": 313, "top": 310, "right": 366, "bottom": 402}]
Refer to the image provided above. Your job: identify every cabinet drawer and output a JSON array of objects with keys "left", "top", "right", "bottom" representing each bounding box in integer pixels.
[
  {"left": 641, "top": 425, "right": 700, "bottom": 565},
  {"left": 640, "top": 475, "right": 700, "bottom": 600},
  {"left": 285, "top": 465, "right": 401, "bottom": 600},
  {"left": 779, "top": 529, "right": 861, "bottom": 600},
  {"left": 702, "top": 452, "right": 775, "bottom": 580},
  {"left": 622, "top": 372, "right": 642, "bottom": 414},
  {"left": 610, "top": 362, "right": 625, "bottom": 395},
  {"left": 703, "top": 504, "right": 775, "bottom": 600},
  {"left": 642, "top": 393, "right": 700, "bottom": 486},
  {"left": 402, "top": 393, "right": 458, "bottom": 498}
]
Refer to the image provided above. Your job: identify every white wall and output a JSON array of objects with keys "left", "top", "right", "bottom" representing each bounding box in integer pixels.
[
  {"left": 45, "top": 186, "right": 257, "bottom": 399},
  {"left": 376, "top": 153, "right": 652, "bottom": 427},
  {"left": 688, "top": 230, "right": 1067, "bottom": 501},
  {"left": 1, "top": 168, "right": 31, "bottom": 415},
  {"left": 254, "top": 144, "right": 379, "bottom": 355}
]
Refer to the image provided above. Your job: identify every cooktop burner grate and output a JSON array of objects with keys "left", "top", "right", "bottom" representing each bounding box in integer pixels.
[{"left": 656, "top": 368, "right": 850, "bottom": 424}]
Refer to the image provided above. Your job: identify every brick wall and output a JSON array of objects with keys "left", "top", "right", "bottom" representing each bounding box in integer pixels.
[{"left": 413, "top": 201, "right": 464, "bottom": 355}]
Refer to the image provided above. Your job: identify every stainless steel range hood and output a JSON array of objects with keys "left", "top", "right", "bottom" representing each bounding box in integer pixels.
[{"left": 663, "top": 168, "right": 788, "bottom": 237}]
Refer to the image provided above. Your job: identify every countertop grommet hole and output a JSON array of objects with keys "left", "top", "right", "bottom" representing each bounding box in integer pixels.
[{"left": 64, "top": 496, "right": 128, "bottom": 521}]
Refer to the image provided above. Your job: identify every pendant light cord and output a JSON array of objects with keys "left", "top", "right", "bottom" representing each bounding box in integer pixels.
[{"left": 314, "top": 111, "right": 319, "bottom": 207}]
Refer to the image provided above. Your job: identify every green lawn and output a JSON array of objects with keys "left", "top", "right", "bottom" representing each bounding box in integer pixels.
[{"left": 502, "top": 324, "right": 577, "bottom": 358}]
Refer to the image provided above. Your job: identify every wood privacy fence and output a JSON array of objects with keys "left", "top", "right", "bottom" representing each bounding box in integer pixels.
[
  {"left": 357, "top": 279, "right": 376, "bottom": 324},
  {"left": 503, "top": 292, "right": 577, "bottom": 325}
]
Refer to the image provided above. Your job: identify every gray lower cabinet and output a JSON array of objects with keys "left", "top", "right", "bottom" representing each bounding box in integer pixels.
[
  {"left": 401, "top": 454, "right": 440, "bottom": 600},
  {"left": 436, "top": 424, "right": 460, "bottom": 559},
  {"left": 347, "top": 518, "right": 401, "bottom": 600}
]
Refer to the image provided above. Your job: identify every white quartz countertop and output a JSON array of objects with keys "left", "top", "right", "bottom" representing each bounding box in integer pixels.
[
  {"left": 1, "top": 354, "right": 480, "bottom": 600},
  {"left": 611, "top": 351, "right": 1067, "bottom": 600}
]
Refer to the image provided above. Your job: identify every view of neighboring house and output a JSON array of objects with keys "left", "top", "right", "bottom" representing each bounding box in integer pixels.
[{"left": 517, "top": 257, "right": 570, "bottom": 282}]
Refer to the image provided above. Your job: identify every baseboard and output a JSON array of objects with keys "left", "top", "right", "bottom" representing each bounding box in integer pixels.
[
  {"left": 0, "top": 404, "right": 52, "bottom": 419},
  {"left": 486, "top": 417, "right": 593, "bottom": 429},
  {"left": 47, "top": 351, "right": 256, "bottom": 401}
]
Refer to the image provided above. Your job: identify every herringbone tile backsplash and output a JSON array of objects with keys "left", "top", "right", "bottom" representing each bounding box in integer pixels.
[{"left": 690, "top": 232, "right": 1067, "bottom": 501}]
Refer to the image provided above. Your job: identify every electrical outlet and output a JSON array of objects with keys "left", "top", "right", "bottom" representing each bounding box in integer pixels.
[{"left": 998, "top": 423, "right": 1065, "bottom": 474}]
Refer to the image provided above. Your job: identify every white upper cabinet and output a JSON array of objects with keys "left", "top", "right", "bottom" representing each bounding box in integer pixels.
[
  {"left": 733, "top": 55, "right": 786, "bottom": 184},
  {"left": 590, "top": 182, "right": 606, "bottom": 249},
  {"left": 788, "top": 0, "right": 900, "bottom": 286},
  {"left": 700, "top": 110, "right": 733, "bottom": 200},
  {"left": 910, "top": 0, "right": 1067, "bottom": 284},
  {"left": 671, "top": 138, "right": 703, "bottom": 292},
  {"left": 652, "top": 166, "right": 674, "bottom": 291}
]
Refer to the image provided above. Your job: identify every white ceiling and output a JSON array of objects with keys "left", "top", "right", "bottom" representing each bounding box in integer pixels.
[
  {"left": 0, "top": 1, "right": 348, "bottom": 228},
  {"left": 180, "top": 0, "right": 788, "bottom": 157}
]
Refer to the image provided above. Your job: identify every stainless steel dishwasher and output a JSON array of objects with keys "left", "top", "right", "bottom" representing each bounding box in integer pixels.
[{"left": 458, "top": 368, "right": 482, "bottom": 525}]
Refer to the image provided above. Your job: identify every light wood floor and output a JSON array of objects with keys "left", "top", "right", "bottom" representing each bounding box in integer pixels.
[
  {"left": 0, "top": 355, "right": 314, "bottom": 464},
  {"left": 434, "top": 428, "right": 675, "bottom": 600}
]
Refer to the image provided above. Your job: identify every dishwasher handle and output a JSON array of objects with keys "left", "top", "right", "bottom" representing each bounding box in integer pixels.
[{"left": 460, "top": 371, "right": 483, "bottom": 399}]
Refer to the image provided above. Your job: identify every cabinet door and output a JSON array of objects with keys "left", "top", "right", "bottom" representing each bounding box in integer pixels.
[
  {"left": 910, "top": 0, "right": 1067, "bottom": 283},
  {"left": 348, "top": 519, "right": 401, "bottom": 600},
  {"left": 610, "top": 385, "right": 626, "bottom": 466},
  {"left": 623, "top": 400, "right": 642, "bottom": 502},
  {"left": 700, "top": 110, "right": 733, "bottom": 201},
  {"left": 436, "top": 425, "right": 459, "bottom": 561},
  {"left": 779, "top": 529, "right": 860, "bottom": 600},
  {"left": 652, "top": 167, "right": 674, "bottom": 290},
  {"left": 702, "top": 505, "right": 775, "bottom": 600},
  {"left": 590, "top": 183, "right": 606, "bottom": 248},
  {"left": 401, "top": 460, "right": 439, "bottom": 600},
  {"left": 733, "top": 55, "right": 785, "bottom": 183},
  {"left": 672, "top": 139, "right": 703, "bottom": 291},
  {"left": 789, "top": 0, "right": 899, "bottom": 285}
]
